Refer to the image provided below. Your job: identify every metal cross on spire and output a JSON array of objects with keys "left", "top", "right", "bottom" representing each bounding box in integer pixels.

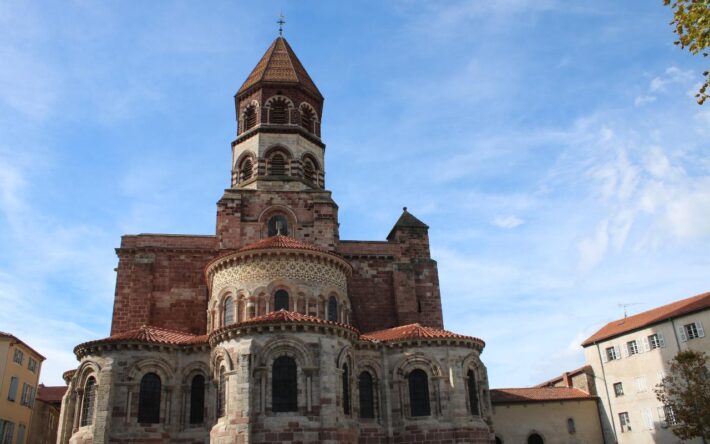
[{"left": 277, "top": 12, "right": 286, "bottom": 36}]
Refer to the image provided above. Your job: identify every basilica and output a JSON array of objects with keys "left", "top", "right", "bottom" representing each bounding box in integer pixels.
[{"left": 57, "top": 36, "right": 493, "bottom": 444}]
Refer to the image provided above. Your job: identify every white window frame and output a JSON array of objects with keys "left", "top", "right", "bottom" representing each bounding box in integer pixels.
[
  {"left": 619, "top": 412, "right": 631, "bottom": 432},
  {"left": 679, "top": 321, "right": 705, "bottom": 342},
  {"left": 613, "top": 382, "right": 624, "bottom": 397},
  {"left": 604, "top": 345, "right": 620, "bottom": 362}
]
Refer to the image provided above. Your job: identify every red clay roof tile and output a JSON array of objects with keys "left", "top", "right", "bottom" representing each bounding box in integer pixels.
[
  {"left": 361, "top": 323, "right": 484, "bottom": 345},
  {"left": 36, "top": 384, "right": 67, "bottom": 403},
  {"left": 76, "top": 325, "right": 208, "bottom": 350},
  {"left": 582, "top": 292, "right": 710, "bottom": 346},
  {"left": 220, "top": 310, "right": 358, "bottom": 334},
  {"left": 491, "top": 387, "right": 593, "bottom": 404},
  {"left": 238, "top": 235, "right": 331, "bottom": 254}
]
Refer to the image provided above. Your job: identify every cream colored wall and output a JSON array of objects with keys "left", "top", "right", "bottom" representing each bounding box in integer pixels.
[
  {"left": 0, "top": 338, "right": 43, "bottom": 444},
  {"left": 492, "top": 399, "right": 603, "bottom": 444},
  {"left": 584, "top": 308, "right": 709, "bottom": 444}
]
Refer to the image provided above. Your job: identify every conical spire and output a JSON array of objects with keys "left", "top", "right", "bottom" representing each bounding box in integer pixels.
[{"left": 237, "top": 37, "right": 322, "bottom": 99}]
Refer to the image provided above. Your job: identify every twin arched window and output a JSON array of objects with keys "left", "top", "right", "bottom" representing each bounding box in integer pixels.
[
  {"left": 467, "top": 369, "right": 480, "bottom": 416},
  {"left": 327, "top": 296, "right": 338, "bottom": 322},
  {"left": 80, "top": 376, "right": 97, "bottom": 426},
  {"left": 272, "top": 356, "right": 297, "bottom": 412},
  {"left": 223, "top": 297, "right": 235, "bottom": 326},
  {"left": 408, "top": 369, "right": 431, "bottom": 417},
  {"left": 274, "top": 290, "right": 289, "bottom": 311},
  {"left": 189, "top": 375, "right": 205, "bottom": 424},
  {"left": 359, "top": 371, "right": 375, "bottom": 419},
  {"left": 138, "top": 373, "right": 161, "bottom": 423}
]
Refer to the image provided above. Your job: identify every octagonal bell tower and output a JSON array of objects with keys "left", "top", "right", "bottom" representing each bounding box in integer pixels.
[{"left": 231, "top": 37, "right": 325, "bottom": 191}]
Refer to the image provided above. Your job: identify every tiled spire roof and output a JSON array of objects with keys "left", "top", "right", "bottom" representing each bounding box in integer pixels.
[
  {"left": 582, "top": 291, "right": 710, "bottom": 346},
  {"left": 361, "top": 323, "right": 483, "bottom": 345},
  {"left": 237, "top": 37, "right": 322, "bottom": 99},
  {"left": 238, "top": 235, "right": 330, "bottom": 254},
  {"left": 387, "top": 207, "right": 429, "bottom": 240}
]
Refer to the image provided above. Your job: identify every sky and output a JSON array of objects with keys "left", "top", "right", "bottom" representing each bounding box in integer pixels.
[{"left": 0, "top": 0, "right": 708, "bottom": 388}]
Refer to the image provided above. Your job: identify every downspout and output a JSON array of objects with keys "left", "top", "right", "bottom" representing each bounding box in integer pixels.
[{"left": 595, "top": 342, "right": 618, "bottom": 443}]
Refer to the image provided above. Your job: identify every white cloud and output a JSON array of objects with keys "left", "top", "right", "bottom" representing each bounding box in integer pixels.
[
  {"left": 649, "top": 66, "right": 693, "bottom": 92},
  {"left": 634, "top": 95, "right": 656, "bottom": 106},
  {"left": 491, "top": 215, "right": 525, "bottom": 229}
]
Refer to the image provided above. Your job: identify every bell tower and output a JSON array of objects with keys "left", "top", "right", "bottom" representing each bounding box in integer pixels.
[{"left": 231, "top": 36, "right": 325, "bottom": 191}]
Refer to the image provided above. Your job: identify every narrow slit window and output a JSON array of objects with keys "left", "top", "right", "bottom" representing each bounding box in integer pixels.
[
  {"left": 408, "top": 369, "right": 431, "bottom": 417},
  {"left": 272, "top": 356, "right": 297, "bottom": 412},
  {"left": 359, "top": 371, "right": 375, "bottom": 419},
  {"left": 189, "top": 375, "right": 205, "bottom": 424},
  {"left": 138, "top": 373, "right": 161, "bottom": 424}
]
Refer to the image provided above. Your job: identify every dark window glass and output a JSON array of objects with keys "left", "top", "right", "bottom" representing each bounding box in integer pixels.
[
  {"left": 244, "top": 106, "right": 257, "bottom": 131},
  {"left": 528, "top": 433, "right": 544, "bottom": 444},
  {"left": 267, "top": 215, "right": 289, "bottom": 237},
  {"left": 189, "top": 375, "right": 205, "bottom": 424},
  {"left": 342, "top": 364, "right": 351, "bottom": 415},
  {"left": 223, "top": 297, "right": 234, "bottom": 326},
  {"left": 80, "top": 377, "right": 97, "bottom": 426},
  {"left": 327, "top": 296, "right": 338, "bottom": 322},
  {"left": 408, "top": 369, "right": 430, "bottom": 417},
  {"left": 467, "top": 369, "right": 479, "bottom": 415},
  {"left": 217, "top": 368, "right": 226, "bottom": 418},
  {"left": 274, "top": 290, "right": 289, "bottom": 311},
  {"left": 270, "top": 99, "right": 288, "bottom": 124},
  {"left": 495, "top": 437, "right": 503, "bottom": 444},
  {"left": 138, "top": 373, "right": 161, "bottom": 423},
  {"left": 358, "top": 371, "right": 375, "bottom": 419},
  {"left": 269, "top": 154, "right": 286, "bottom": 176},
  {"left": 272, "top": 356, "right": 297, "bottom": 412}
]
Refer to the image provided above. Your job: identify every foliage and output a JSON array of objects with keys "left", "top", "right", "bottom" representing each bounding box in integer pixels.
[
  {"left": 655, "top": 350, "right": 710, "bottom": 442},
  {"left": 663, "top": 0, "right": 710, "bottom": 104}
]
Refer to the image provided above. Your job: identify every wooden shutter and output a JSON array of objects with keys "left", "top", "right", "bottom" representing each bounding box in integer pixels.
[
  {"left": 622, "top": 343, "right": 629, "bottom": 358},
  {"left": 642, "top": 336, "right": 651, "bottom": 352},
  {"left": 614, "top": 345, "right": 621, "bottom": 359},
  {"left": 657, "top": 332, "right": 666, "bottom": 347},
  {"left": 696, "top": 321, "right": 705, "bottom": 338},
  {"left": 677, "top": 326, "right": 688, "bottom": 342}
]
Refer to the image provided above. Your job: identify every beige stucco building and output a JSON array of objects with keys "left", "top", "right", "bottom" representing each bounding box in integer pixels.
[
  {"left": 0, "top": 331, "right": 45, "bottom": 443},
  {"left": 582, "top": 292, "right": 709, "bottom": 444}
]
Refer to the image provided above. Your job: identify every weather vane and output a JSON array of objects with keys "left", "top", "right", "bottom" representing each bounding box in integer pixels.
[{"left": 277, "top": 12, "right": 286, "bottom": 36}]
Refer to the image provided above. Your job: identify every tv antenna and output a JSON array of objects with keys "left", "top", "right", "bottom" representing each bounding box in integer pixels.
[{"left": 618, "top": 302, "right": 641, "bottom": 319}]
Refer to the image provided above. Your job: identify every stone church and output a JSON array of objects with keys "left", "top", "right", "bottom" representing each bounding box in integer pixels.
[{"left": 57, "top": 36, "right": 494, "bottom": 444}]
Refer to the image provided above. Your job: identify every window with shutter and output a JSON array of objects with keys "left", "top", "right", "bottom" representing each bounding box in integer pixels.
[
  {"left": 300, "top": 106, "right": 315, "bottom": 133},
  {"left": 358, "top": 372, "right": 375, "bottom": 419},
  {"left": 272, "top": 356, "right": 297, "bottom": 412},
  {"left": 7, "top": 377, "right": 18, "bottom": 401},
  {"left": 137, "top": 373, "right": 161, "bottom": 424},
  {"left": 269, "top": 99, "right": 288, "bottom": 124},
  {"left": 243, "top": 106, "right": 257, "bottom": 131},
  {"left": 303, "top": 160, "right": 316, "bottom": 183},
  {"left": 408, "top": 369, "right": 431, "bottom": 417},
  {"left": 16, "top": 424, "right": 24, "bottom": 444},
  {"left": 240, "top": 158, "right": 253, "bottom": 181},
  {"left": 269, "top": 154, "right": 286, "bottom": 176},
  {"left": 678, "top": 326, "right": 688, "bottom": 342}
]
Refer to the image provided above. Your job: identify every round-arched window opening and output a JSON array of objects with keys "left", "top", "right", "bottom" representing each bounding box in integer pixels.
[
  {"left": 495, "top": 437, "right": 503, "bottom": 444},
  {"left": 272, "top": 356, "right": 297, "bottom": 412},
  {"left": 528, "top": 433, "right": 544, "bottom": 444},
  {"left": 268, "top": 215, "right": 289, "bottom": 237},
  {"left": 189, "top": 375, "right": 205, "bottom": 424},
  {"left": 274, "top": 290, "right": 289, "bottom": 311},
  {"left": 243, "top": 106, "right": 257, "bottom": 131},
  {"left": 327, "top": 296, "right": 338, "bottom": 322},
  {"left": 240, "top": 158, "right": 253, "bottom": 182}
]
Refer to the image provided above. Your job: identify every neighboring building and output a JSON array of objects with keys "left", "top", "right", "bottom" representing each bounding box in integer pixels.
[
  {"left": 491, "top": 386, "right": 604, "bottom": 444},
  {"left": 582, "top": 291, "right": 710, "bottom": 444},
  {"left": 57, "top": 36, "right": 494, "bottom": 444},
  {"left": 0, "top": 332, "right": 45, "bottom": 444},
  {"left": 28, "top": 384, "right": 67, "bottom": 444}
]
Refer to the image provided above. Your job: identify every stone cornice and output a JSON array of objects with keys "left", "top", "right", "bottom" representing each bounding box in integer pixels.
[{"left": 209, "top": 319, "right": 359, "bottom": 346}]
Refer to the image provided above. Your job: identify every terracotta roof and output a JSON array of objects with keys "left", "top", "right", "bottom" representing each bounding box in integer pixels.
[
  {"left": 387, "top": 208, "right": 429, "bottom": 240},
  {"left": 75, "top": 325, "right": 208, "bottom": 351},
  {"left": 36, "top": 385, "right": 67, "bottom": 404},
  {"left": 535, "top": 365, "right": 592, "bottom": 388},
  {"left": 0, "top": 331, "right": 46, "bottom": 360},
  {"left": 582, "top": 292, "right": 710, "bottom": 346},
  {"left": 237, "top": 36, "right": 322, "bottom": 99},
  {"left": 238, "top": 235, "right": 331, "bottom": 254},
  {"left": 490, "top": 387, "right": 594, "bottom": 404},
  {"left": 227, "top": 310, "right": 357, "bottom": 332},
  {"left": 361, "top": 323, "right": 484, "bottom": 345}
]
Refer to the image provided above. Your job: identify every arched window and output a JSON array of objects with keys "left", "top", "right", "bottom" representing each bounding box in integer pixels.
[
  {"left": 240, "top": 158, "right": 253, "bottom": 181},
  {"left": 303, "top": 159, "right": 316, "bottom": 183},
  {"left": 243, "top": 106, "right": 257, "bottom": 131},
  {"left": 269, "top": 154, "right": 286, "bottom": 176},
  {"left": 495, "top": 437, "right": 503, "bottom": 444},
  {"left": 272, "top": 356, "right": 297, "bottom": 412},
  {"left": 80, "top": 376, "right": 97, "bottom": 426},
  {"left": 467, "top": 369, "right": 480, "bottom": 416},
  {"left": 223, "top": 297, "right": 234, "bottom": 326},
  {"left": 269, "top": 98, "right": 289, "bottom": 124},
  {"left": 408, "top": 369, "right": 430, "bottom": 417},
  {"left": 274, "top": 290, "right": 289, "bottom": 311},
  {"left": 342, "top": 364, "right": 351, "bottom": 415},
  {"left": 327, "top": 296, "right": 338, "bottom": 322},
  {"left": 300, "top": 105, "right": 315, "bottom": 133},
  {"left": 267, "top": 215, "right": 289, "bottom": 236},
  {"left": 189, "top": 375, "right": 205, "bottom": 424},
  {"left": 138, "top": 373, "right": 161, "bottom": 423},
  {"left": 217, "top": 367, "right": 226, "bottom": 417},
  {"left": 528, "top": 433, "right": 544, "bottom": 444},
  {"left": 359, "top": 371, "right": 375, "bottom": 419}
]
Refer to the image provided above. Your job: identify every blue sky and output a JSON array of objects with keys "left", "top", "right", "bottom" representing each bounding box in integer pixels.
[{"left": 0, "top": 1, "right": 708, "bottom": 388}]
